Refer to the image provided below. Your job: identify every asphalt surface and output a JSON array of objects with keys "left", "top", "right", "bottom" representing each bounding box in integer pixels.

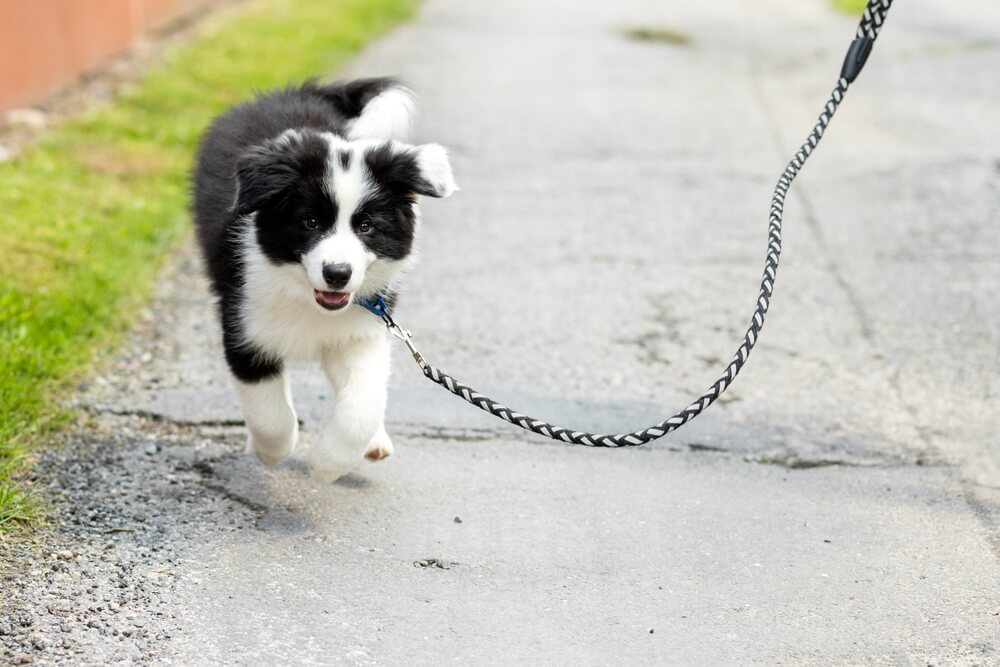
[{"left": 3, "top": 0, "right": 999, "bottom": 664}]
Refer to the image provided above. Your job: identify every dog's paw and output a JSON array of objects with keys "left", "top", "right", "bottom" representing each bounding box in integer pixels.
[
  {"left": 245, "top": 430, "right": 297, "bottom": 468},
  {"left": 364, "top": 428, "right": 394, "bottom": 462}
]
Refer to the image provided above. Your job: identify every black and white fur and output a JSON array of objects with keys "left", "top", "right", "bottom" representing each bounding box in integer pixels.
[{"left": 192, "top": 78, "right": 456, "bottom": 477}]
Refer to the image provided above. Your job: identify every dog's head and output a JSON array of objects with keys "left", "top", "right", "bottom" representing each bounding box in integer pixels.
[{"left": 235, "top": 129, "right": 456, "bottom": 312}]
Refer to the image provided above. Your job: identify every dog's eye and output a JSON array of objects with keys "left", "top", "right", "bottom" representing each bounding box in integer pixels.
[
  {"left": 302, "top": 217, "right": 319, "bottom": 230},
  {"left": 357, "top": 220, "right": 373, "bottom": 234}
]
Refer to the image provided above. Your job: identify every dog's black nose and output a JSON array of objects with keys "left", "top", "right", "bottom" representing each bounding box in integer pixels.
[{"left": 322, "top": 262, "right": 352, "bottom": 289}]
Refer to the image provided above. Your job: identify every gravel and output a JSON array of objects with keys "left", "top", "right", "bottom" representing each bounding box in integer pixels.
[{"left": 0, "top": 412, "right": 252, "bottom": 664}]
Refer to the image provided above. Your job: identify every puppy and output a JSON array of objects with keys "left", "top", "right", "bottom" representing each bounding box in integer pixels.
[{"left": 192, "top": 78, "right": 456, "bottom": 477}]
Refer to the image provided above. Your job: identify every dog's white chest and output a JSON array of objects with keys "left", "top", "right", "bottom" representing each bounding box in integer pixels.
[{"left": 239, "top": 249, "right": 382, "bottom": 361}]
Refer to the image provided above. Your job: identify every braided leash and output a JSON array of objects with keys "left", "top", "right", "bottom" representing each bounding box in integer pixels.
[{"left": 367, "top": 0, "right": 895, "bottom": 447}]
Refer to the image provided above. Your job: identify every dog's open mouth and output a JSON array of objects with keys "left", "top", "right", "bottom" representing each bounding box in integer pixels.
[{"left": 314, "top": 290, "right": 351, "bottom": 311}]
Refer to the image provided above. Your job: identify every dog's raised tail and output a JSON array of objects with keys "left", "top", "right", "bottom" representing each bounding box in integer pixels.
[{"left": 307, "top": 77, "right": 416, "bottom": 142}]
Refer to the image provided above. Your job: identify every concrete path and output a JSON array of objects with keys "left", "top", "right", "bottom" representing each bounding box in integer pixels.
[{"left": 3, "top": 0, "right": 999, "bottom": 664}]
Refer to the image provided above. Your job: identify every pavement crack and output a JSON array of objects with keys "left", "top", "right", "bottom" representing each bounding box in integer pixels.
[
  {"left": 960, "top": 482, "right": 1000, "bottom": 561},
  {"left": 400, "top": 425, "right": 504, "bottom": 442},
  {"left": 189, "top": 459, "right": 268, "bottom": 515},
  {"left": 83, "top": 404, "right": 246, "bottom": 428},
  {"left": 748, "top": 454, "right": 862, "bottom": 470},
  {"left": 684, "top": 441, "right": 936, "bottom": 470},
  {"left": 748, "top": 61, "right": 875, "bottom": 342},
  {"left": 748, "top": 61, "right": 947, "bottom": 470},
  {"left": 199, "top": 481, "right": 268, "bottom": 515},
  {"left": 786, "top": 190, "right": 877, "bottom": 340},
  {"left": 687, "top": 442, "right": 726, "bottom": 453}
]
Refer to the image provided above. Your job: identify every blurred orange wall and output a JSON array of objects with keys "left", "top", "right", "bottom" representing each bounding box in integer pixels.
[{"left": 0, "top": 0, "right": 201, "bottom": 111}]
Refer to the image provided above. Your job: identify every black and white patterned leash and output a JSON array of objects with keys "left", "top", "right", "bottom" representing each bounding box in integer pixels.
[{"left": 364, "top": 0, "right": 895, "bottom": 448}]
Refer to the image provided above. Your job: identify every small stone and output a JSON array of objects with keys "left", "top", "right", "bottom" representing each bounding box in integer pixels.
[
  {"left": 649, "top": 629, "right": 655, "bottom": 634},
  {"left": 6, "top": 108, "right": 47, "bottom": 128},
  {"left": 453, "top": 516, "right": 462, "bottom": 524}
]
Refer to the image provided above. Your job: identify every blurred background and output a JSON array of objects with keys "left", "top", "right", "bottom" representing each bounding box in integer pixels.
[{"left": 0, "top": 0, "right": 210, "bottom": 112}]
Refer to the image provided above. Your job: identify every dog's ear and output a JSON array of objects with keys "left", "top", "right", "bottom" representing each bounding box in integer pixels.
[
  {"left": 234, "top": 131, "right": 316, "bottom": 215},
  {"left": 365, "top": 141, "right": 457, "bottom": 199},
  {"left": 235, "top": 145, "right": 296, "bottom": 216}
]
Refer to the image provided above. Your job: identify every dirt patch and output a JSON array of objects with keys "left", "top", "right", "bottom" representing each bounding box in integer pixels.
[
  {"left": 68, "top": 143, "right": 174, "bottom": 178},
  {"left": 622, "top": 25, "right": 693, "bottom": 46},
  {"left": 413, "top": 558, "right": 461, "bottom": 570}
]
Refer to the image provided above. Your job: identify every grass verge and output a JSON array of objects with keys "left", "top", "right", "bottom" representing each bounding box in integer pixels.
[{"left": 0, "top": 0, "right": 416, "bottom": 528}]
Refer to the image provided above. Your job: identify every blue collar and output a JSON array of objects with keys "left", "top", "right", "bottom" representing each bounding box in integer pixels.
[{"left": 358, "top": 294, "right": 391, "bottom": 320}]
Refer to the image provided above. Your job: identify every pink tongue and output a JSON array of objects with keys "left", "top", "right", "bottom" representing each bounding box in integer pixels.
[{"left": 316, "top": 290, "right": 349, "bottom": 307}]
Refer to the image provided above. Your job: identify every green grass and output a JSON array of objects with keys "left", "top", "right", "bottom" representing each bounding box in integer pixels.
[
  {"left": 831, "top": 0, "right": 868, "bottom": 15},
  {"left": 0, "top": 0, "right": 417, "bottom": 528}
]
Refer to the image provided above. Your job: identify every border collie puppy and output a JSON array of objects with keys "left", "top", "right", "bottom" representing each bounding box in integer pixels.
[{"left": 192, "top": 78, "right": 456, "bottom": 478}]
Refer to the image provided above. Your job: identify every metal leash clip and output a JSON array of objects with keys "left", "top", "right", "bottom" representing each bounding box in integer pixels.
[
  {"left": 388, "top": 322, "right": 426, "bottom": 369},
  {"left": 379, "top": 311, "right": 426, "bottom": 369},
  {"left": 359, "top": 294, "right": 427, "bottom": 369}
]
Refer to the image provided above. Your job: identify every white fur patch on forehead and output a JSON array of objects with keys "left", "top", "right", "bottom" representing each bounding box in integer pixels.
[
  {"left": 347, "top": 86, "right": 416, "bottom": 142},
  {"left": 324, "top": 136, "right": 375, "bottom": 223},
  {"left": 323, "top": 134, "right": 457, "bottom": 204},
  {"left": 295, "top": 137, "right": 378, "bottom": 295}
]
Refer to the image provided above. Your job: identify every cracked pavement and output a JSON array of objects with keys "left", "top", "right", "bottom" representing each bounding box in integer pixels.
[{"left": 2, "top": 0, "right": 999, "bottom": 663}]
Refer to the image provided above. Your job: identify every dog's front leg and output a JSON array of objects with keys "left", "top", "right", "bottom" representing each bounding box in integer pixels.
[
  {"left": 234, "top": 371, "right": 299, "bottom": 467},
  {"left": 310, "top": 333, "right": 390, "bottom": 478}
]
